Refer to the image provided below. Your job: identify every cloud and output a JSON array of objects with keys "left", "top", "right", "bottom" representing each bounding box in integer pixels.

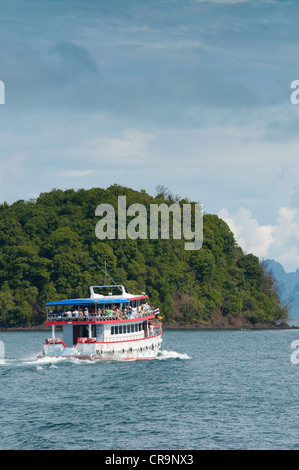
[
  {"left": 59, "top": 169, "right": 101, "bottom": 178},
  {"left": 1, "top": 0, "right": 299, "bottom": 252},
  {"left": 0, "top": 151, "right": 38, "bottom": 202},
  {"left": 219, "top": 206, "right": 299, "bottom": 272},
  {"left": 1, "top": 40, "right": 100, "bottom": 111},
  {"left": 219, "top": 207, "right": 274, "bottom": 257},
  {"left": 86, "top": 129, "right": 154, "bottom": 164}
]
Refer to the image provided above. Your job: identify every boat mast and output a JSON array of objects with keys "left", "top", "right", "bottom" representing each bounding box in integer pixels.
[
  {"left": 104, "top": 259, "right": 108, "bottom": 285},
  {"left": 90, "top": 255, "right": 122, "bottom": 293}
]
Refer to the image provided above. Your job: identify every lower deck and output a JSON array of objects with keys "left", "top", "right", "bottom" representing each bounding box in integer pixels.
[
  {"left": 47, "top": 316, "right": 159, "bottom": 346},
  {"left": 42, "top": 317, "right": 163, "bottom": 360}
]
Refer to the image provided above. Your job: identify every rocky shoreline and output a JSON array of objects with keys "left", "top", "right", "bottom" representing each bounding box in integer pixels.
[
  {"left": 163, "top": 317, "right": 297, "bottom": 330},
  {"left": 0, "top": 319, "right": 297, "bottom": 331}
]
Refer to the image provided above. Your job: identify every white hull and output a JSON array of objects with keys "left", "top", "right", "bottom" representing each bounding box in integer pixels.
[{"left": 40, "top": 333, "right": 162, "bottom": 361}]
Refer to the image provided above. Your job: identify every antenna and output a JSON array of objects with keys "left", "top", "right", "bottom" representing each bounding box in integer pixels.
[
  {"left": 104, "top": 259, "right": 108, "bottom": 285},
  {"left": 89, "top": 256, "right": 121, "bottom": 290}
]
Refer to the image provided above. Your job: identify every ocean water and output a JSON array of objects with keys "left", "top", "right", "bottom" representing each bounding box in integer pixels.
[{"left": 0, "top": 328, "right": 299, "bottom": 450}]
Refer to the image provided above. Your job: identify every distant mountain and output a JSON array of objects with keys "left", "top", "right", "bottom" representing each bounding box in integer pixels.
[{"left": 264, "top": 259, "right": 299, "bottom": 324}]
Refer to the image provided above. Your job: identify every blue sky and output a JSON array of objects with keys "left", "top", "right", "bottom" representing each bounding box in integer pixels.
[{"left": 1, "top": 0, "right": 299, "bottom": 271}]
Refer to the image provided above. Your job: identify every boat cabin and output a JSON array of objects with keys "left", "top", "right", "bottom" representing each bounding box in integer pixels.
[{"left": 45, "top": 285, "right": 160, "bottom": 348}]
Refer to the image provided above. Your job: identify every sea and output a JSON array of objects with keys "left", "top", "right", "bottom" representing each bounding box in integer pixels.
[{"left": 0, "top": 325, "right": 299, "bottom": 451}]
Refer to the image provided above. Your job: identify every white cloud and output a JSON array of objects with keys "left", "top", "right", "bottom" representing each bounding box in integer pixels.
[
  {"left": 0, "top": 152, "right": 37, "bottom": 203},
  {"left": 278, "top": 247, "right": 299, "bottom": 273},
  {"left": 219, "top": 207, "right": 273, "bottom": 257},
  {"left": 86, "top": 129, "right": 154, "bottom": 164},
  {"left": 219, "top": 206, "right": 299, "bottom": 272},
  {"left": 271, "top": 207, "right": 299, "bottom": 249},
  {"left": 59, "top": 169, "right": 101, "bottom": 178}
]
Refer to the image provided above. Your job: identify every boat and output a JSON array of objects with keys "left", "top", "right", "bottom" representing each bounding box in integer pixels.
[{"left": 39, "top": 285, "right": 163, "bottom": 361}]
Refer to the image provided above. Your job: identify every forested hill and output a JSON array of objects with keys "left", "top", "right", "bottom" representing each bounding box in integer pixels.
[{"left": 0, "top": 185, "right": 287, "bottom": 328}]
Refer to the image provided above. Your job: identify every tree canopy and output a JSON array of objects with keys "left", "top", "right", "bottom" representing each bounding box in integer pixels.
[{"left": 0, "top": 185, "right": 287, "bottom": 327}]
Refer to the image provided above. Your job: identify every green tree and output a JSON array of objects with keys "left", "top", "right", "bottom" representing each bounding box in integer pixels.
[{"left": 0, "top": 185, "right": 287, "bottom": 327}]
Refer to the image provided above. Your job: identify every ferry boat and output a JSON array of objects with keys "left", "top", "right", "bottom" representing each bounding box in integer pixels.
[{"left": 40, "top": 285, "right": 163, "bottom": 361}]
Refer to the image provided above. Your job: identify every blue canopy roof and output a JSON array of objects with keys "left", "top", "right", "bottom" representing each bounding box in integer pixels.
[{"left": 46, "top": 298, "right": 130, "bottom": 307}]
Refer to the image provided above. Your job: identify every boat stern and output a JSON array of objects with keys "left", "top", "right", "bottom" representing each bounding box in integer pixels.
[{"left": 41, "top": 337, "right": 97, "bottom": 360}]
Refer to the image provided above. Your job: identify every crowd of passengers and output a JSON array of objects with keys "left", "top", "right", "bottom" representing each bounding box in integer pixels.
[{"left": 49, "top": 302, "right": 151, "bottom": 320}]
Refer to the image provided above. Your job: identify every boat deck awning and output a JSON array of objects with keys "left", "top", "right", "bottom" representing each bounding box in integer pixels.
[
  {"left": 46, "top": 298, "right": 131, "bottom": 307},
  {"left": 46, "top": 294, "right": 149, "bottom": 308}
]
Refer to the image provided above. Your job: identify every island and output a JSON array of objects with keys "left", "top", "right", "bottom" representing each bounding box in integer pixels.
[{"left": 0, "top": 185, "right": 289, "bottom": 330}]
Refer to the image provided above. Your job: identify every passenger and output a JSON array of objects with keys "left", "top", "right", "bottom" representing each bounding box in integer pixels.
[
  {"left": 79, "top": 308, "right": 84, "bottom": 318},
  {"left": 66, "top": 309, "right": 72, "bottom": 318},
  {"left": 115, "top": 307, "right": 123, "bottom": 320},
  {"left": 131, "top": 306, "right": 137, "bottom": 318},
  {"left": 84, "top": 307, "right": 89, "bottom": 317},
  {"left": 140, "top": 304, "right": 145, "bottom": 314},
  {"left": 73, "top": 308, "right": 79, "bottom": 318}
]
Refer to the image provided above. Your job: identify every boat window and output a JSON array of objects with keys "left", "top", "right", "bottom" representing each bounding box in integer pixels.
[{"left": 111, "top": 323, "right": 145, "bottom": 336}]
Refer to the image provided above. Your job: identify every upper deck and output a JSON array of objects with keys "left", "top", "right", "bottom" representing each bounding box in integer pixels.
[
  {"left": 45, "top": 284, "right": 160, "bottom": 326},
  {"left": 46, "top": 310, "right": 157, "bottom": 325}
]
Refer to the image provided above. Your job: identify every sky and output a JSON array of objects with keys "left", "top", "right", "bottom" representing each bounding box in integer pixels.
[{"left": 1, "top": 0, "right": 299, "bottom": 271}]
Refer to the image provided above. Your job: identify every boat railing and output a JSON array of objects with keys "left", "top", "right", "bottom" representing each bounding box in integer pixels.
[{"left": 47, "top": 308, "right": 157, "bottom": 323}]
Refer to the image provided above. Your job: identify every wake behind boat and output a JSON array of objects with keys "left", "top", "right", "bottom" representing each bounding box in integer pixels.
[{"left": 39, "top": 285, "right": 163, "bottom": 361}]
